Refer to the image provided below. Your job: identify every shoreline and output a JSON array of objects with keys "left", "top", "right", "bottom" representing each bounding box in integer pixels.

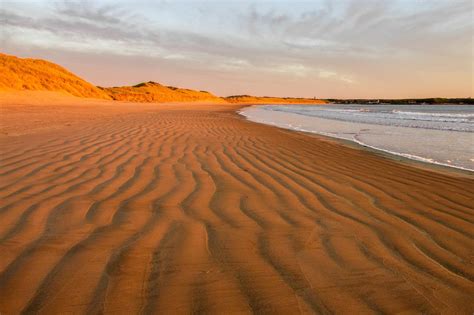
[
  {"left": 239, "top": 104, "right": 474, "bottom": 177},
  {"left": 1, "top": 98, "right": 473, "bottom": 313}
]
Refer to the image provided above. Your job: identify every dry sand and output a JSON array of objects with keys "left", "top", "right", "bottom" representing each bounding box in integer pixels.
[{"left": 0, "top": 93, "right": 473, "bottom": 314}]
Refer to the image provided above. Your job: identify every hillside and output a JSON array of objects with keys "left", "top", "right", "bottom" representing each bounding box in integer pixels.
[
  {"left": 0, "top": 53, "right": 111, "bottom": 99},
  {"left": 104, "top": 82, "right": 226, "bottom": 103},
  {"left": 226, "top": 95, "right": 327, "bottom": 104},
  {"left": 0, "top": 53, "right": 329, "bottom": 104}
]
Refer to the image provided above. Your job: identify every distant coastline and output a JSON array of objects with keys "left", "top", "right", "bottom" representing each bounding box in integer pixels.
[{"left": 326, "top": 98, "right": 473, "bottom": 105}]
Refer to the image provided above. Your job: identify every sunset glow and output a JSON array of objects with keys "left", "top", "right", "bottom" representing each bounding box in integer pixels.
[{"left": 3, "top": 0, "right": 472, "bottom": 98}]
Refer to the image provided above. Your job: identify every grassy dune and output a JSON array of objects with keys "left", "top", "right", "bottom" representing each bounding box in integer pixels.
[
  {"left": 0, "top": 54, "right": 328, "bottom": 104},
  {"left": 0, "top": 53, "right": 111, "bottom": 100},
  {"left": 105, "top": 81, "right": 226, "bottom": 103},
  {"left": 0, "top": 54, "right": 225, "bottom": 103}
]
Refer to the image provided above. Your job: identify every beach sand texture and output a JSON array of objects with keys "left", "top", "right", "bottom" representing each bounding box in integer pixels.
[{"left": 0, "top": 98, "right": 473, "bottom": 314}]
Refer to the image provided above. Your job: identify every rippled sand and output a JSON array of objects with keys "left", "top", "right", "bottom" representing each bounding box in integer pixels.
[{"left": 1, "top": 95, "right": 473, "bottom": 314}]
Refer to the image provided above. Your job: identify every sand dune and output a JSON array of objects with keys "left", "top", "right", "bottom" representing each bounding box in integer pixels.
[
  {"left": 0, "top": 54, "right": 225, "bottom": 103},
  {"left": 1, "top": 54, "right": 329, "bottom": 104},
  {"left": 0, "top": 98, "right": 473, "bottom": 314},
  {"left": 0, "top": 53, "right": 111, "bottom": 100},
  {"left": 106, "top": 81, "right": 226, "bottom": 103}
]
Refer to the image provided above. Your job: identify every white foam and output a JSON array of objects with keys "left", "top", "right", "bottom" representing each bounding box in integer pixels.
[
  {"left": 351, "top": 136, "right": 474, "bottom": 172},
  {"left": 393, "top": 110, "right": 474, "bottom": 118},
  {"left": 239, "top": 106, "right": 474, "bottom": 173}
]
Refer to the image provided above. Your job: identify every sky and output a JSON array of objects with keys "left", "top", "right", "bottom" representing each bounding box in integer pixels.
[{"left": 1, "top": 0, "right": 473, "bottom": 98}]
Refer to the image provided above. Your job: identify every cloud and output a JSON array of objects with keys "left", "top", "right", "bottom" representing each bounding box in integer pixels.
[
  {"left": 318, "top": 70, "right": 355, "bottom": 84},
  {"left": 54, "top": 1, "right": 127, "bottom": 25},
  {"left": 1, "top": 0, "right": 471, "bottom": 97},
  {"left": 3, "top": 0, "right": 471, "bottom": 62},
  {"left": 318, "top": 70, "right": 336, "bottom": 78}
]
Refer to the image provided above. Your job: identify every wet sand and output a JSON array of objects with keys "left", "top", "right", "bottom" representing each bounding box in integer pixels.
[{"left": 1, "top": 95, "right": 473, "bottom": 314}]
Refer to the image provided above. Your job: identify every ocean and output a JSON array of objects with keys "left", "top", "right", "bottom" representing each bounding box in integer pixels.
[{"left": 240, "top": 104, "right": 474, "bottom": 171}]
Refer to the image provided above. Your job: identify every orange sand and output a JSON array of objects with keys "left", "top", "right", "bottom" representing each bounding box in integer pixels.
[{"left": 0, "top": 94, "right": 473, "bottom": 314}]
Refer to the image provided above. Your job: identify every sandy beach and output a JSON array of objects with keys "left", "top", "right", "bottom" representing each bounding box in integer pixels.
[{"left": 0, "top": 95, "right": 473, "bottom": 314}]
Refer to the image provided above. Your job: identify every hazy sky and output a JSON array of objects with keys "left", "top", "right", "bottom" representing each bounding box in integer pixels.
[{"left": 1, "top": 0, "right": 473, "bottom": 98}]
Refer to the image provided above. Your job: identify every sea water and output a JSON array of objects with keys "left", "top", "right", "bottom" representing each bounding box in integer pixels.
[{"left": 240, "top": 104, "right": 474, "bottom": 172}]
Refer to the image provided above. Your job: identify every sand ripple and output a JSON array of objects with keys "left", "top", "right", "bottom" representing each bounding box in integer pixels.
[{"left": 0, "top": 104, "right": 473, "bottom": 314}]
